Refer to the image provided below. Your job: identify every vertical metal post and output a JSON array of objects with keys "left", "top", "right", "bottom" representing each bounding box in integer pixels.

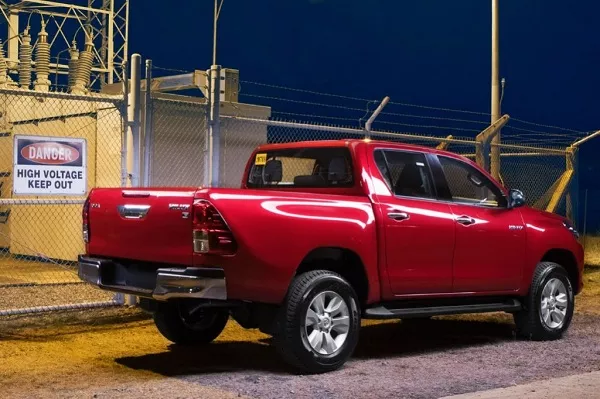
[
  {"left": 121, "top": 59, "right": 129, "bottom": 187},
  {"left": 126, "top": 53, "right": 141, "bottom": 307},
  {"left": 128, "top": 53, "right": 141, "bottom": 188},
  {"left": 208, "top": 64, "right": 221, "bottom": 187},
  {"left": 7, "top": 10, "right": 19, "bottom": 69},
  {"left": 107, "top": 0, "right": 115, "bottom": 84},
  {"left": 583, "top": 189, "right": 588, "bottom": 249},
  {"left": 490, "top": 0, "right": 501, "bottom": 180},
  {"left": 142, "top": 59, "right": 152, "bottom": 186},
  {"left": 213, "top": 0, "right": 219, "bottom": 66}
]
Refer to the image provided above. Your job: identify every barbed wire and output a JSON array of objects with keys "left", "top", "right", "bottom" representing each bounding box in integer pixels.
[
  {"left": 375, "top": 120, "right": 482, "bottom": 133},
  {"left": 271, "top": 111, "right": 360, "bottom": 123},
  {"left": 239, "top": 93, "right": 368, "bottom": 113},
  {"left": 510, "top": 117, "right": 586, "bottom": 134},
  {"left": 504, "top": 125, "right": 585, "bottom": 139},
  {"left": 380, "top": 110, "right": 489, "bottom": 125}
]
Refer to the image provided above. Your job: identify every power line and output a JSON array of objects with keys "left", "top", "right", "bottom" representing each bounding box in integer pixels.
[{"left": 240, "top": 80, "right": 375, "bottom": 103}]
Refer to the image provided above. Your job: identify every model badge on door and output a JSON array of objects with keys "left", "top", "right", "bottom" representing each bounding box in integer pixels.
[{"left": 509, "top": 225, "right": 524, "bottom": 230}]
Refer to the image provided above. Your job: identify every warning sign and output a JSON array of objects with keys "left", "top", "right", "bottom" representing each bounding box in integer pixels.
[{"left": 13, "top": 135, "right": 87, "bottom": 195}]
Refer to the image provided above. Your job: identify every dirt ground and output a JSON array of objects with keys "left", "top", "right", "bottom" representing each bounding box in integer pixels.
[
  {"left": 584, "top": 235, "right": 600, "bottom": 267},
  {"left": 1, "top": 267, "right": 600, "bottom": 399}
]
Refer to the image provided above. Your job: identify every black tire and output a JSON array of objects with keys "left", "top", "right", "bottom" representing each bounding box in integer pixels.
[
  {"left": 274, "top": 270, "right": 361, "bottom": 374},
  {"left": 153, "top": 301, "right": 229, "bottom": 345},
  {"left": 514, "top": 261, "right": 575, "bottom": 340}
]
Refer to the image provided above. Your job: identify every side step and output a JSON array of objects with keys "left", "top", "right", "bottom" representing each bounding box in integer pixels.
[{"left": 364, "top": 299, "right": 522, "bottom": 319}]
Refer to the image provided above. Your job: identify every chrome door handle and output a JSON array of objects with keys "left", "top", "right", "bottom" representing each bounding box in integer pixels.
[
  {"left": 388, "top": 212, "right": 409, "bottom": 221},
  {"left": 455, "top": 215, "right": 475, "bottom": 226}
]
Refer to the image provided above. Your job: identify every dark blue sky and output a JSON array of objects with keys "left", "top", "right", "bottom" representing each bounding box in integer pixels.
[{"left": 129, "top": 1, "right": 599, "bottom": 193}]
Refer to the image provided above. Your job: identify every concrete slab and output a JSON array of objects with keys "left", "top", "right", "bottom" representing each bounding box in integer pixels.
[{"left": 441, "top": 371, "right": 600, "bottom": 399}]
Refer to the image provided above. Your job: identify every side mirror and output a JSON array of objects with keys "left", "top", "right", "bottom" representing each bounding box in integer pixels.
[{"left": 508, "top": 189, "right": 526, "bottom": 209}]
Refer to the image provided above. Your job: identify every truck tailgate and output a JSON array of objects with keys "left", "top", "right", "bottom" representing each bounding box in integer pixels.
[{"left": 86, "top": 187, "right": 197, "bottom": 265}]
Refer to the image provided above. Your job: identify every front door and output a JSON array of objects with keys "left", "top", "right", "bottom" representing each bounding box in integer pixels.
[
  {"left": 434, "top": 154, "right": 526, "bottom": 292},
  {"left": 373, "top": 149, "right": 456, "bottom": 296}
]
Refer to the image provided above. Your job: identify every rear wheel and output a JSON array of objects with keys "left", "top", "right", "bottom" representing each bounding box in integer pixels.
[
  {"left": 153, "top": 301, "right": 229, "bottom": 345},
  {"left": 274, "top": 270, "right": 361, "bottom": 374},
  {"left": 514, "top": 262, "right": 574, "bottom": 340}
]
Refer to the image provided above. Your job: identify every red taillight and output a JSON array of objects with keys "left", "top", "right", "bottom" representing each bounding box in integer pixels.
[
  {"left": 82, "top": 195, "right": 91, "bottom": 243},
  {"left": 192, "top": 200, "right": 236, "bottom": 255}
]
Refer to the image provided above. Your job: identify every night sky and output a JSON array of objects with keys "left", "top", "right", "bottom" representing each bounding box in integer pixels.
[{"left": 128, "top": 0, "right": 599, "bottom": 225}]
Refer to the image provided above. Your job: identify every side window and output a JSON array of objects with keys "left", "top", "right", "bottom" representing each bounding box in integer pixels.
[
  {"left": 438, "top": 156, "right": 506, "bottom": 207},
  {"left": 374, "top": 150, "right": 435, "bottom": 199}
]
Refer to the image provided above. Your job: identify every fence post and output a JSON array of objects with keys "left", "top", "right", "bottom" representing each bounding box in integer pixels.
[
  {"left": 475, "top": 115, "right": 509, "bottom": 171},
  {"left": 364, "top": 96, "right": 390, "bottom": 139},
  {"left": 142, "top": 59, "right": 153, "bottom": 186},
  {"left": 128, "top": 54, "right": 142, "bottom": 188},
  {"left": 125, "top": 54, "right": 142, "bottom": 307},
  {"left": 208, "top": 64, "right": 221, "bottom": 187}
]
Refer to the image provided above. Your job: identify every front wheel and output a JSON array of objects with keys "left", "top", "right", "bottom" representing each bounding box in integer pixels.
[
  {"left": 274, "top": 270, "right": 361, "bottom": 374},
  {"left": 514, "top": 262, "right": 575, "bottom": 340},
  {"left": 153, "top": 301, "right": 229, "bottom": 345}
]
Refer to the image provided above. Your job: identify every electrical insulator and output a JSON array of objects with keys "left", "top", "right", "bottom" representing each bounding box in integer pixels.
[
  {"left": 0, "top": 39, "right": 8, "bottom": 87},
  {"left": 72, "top": 33, "right": 94, "bottom": 94},
  {"left": 18, "top": 28, "right": 32, "bottom": 89},
  {"left": 34, "top": 19, "right": 51, "bottom": 92},
  {"left": 68, "top": 41, "right": 79, "bottom": 92}
]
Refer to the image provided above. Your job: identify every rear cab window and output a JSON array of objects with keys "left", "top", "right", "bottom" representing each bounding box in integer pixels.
[{"left": 246, "top": 147, "right": 354, "bottom": 189}]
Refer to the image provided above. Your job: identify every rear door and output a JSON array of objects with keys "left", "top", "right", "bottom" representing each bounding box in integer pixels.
[
  {"left": 430, "top": 154, "right": 526, "bottom": 292},
  {"left": 372, "top": 148, "right": 455, "bottom": 295}
]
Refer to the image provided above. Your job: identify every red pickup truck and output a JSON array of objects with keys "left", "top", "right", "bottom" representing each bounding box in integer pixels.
[{"left": 78, "top": 139, "right": 584, "bottom": 373}]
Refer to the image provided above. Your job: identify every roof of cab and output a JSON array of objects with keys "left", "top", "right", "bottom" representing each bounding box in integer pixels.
[{"left": 254, "top": 138, "right": 469, "bottom": 162}]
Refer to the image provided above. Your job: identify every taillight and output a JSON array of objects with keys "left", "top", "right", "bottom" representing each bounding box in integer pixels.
[
  {"left": 82, "top": 195, "right": 91, "bottom": 243},
  {"left": 192, "top": 200, "right": 237, "bottom": 255}
]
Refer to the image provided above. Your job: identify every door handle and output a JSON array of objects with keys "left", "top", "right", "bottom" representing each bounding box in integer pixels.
[
  {"left": 455, "top": 215, "right": 475, "bottom": 226},
  {"left": 388, "top": 212, "right": 410, "bottom": 221}
]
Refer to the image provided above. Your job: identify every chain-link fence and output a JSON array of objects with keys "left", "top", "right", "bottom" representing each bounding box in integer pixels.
[
  {"left": 0, "top": 88, "right": 126, "bottom": 316},
  {"left": 1, "top": 66, "right": 588, "bottom": 318}
]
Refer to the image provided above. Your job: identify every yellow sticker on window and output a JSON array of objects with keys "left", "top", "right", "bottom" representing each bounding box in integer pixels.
[{"left": 255, "top": 153, "right": 267, "bottom": 166}]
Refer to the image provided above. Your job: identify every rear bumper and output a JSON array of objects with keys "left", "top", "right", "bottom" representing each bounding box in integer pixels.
[{"left": 78, "top": 255, "right": 227, "bottom": 301}]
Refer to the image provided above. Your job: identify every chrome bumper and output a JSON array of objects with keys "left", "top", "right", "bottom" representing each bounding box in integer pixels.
[{"left": 78, "top": 256, "right": 227, "bottom": 301}]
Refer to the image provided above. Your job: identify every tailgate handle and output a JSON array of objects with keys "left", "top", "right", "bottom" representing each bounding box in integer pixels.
[
  {"left": 118, "top": 204, "right": 151, "bottom": 219},
  {"left": 122, "top": 191, "right": 150, "bottom": 198}
]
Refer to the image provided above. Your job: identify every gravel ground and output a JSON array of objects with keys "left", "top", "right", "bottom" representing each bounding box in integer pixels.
[
  {"left": 2, "top": 267, "right": 600, "bottom": 399},
  {"left": 0, "top": 283, "right": 116, "bottom": 312},
  {"left": 118, "top": 313, "right": 600, "bottom": 399}
]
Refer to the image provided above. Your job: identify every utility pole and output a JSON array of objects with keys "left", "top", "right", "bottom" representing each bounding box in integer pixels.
[{"left": 490, "top": 0, "right": 501, "bottom": 180}]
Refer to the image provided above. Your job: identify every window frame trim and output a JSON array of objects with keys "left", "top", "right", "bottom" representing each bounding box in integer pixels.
[
  {"left": 245, "top": 146, "right": 356, "bottom": 189},
  {"left": 372, "top": 147, "right": 440, "bottom": 202}
]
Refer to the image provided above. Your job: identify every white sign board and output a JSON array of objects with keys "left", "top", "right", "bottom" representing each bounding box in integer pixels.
[{"left": 13, "top": 135, "right": 87, "bottom": 195}]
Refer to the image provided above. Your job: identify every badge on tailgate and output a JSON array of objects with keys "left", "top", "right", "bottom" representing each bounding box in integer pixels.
[{"left": 169, "top": 203, "right": 191, "bottom": 219}]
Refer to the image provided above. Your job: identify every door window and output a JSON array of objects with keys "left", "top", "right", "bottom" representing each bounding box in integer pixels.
[
  {"left": 374, "top": 150, "right": 435, "bottom": 199},
  {"left": 437, "top": 156, "right": 507, "bottom": 207}
]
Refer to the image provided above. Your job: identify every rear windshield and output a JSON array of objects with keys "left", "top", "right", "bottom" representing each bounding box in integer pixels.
[{"left": 246, "top": 147, "right": 354, "bottom": 188}]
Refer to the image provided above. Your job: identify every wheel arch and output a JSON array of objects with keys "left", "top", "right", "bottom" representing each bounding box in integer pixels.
[
  {"left": 295, "top": 247, "right": 373, "bottom": 308},
  {"left": 540, "top": 248, "right": 580, "bottom": 294}
]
